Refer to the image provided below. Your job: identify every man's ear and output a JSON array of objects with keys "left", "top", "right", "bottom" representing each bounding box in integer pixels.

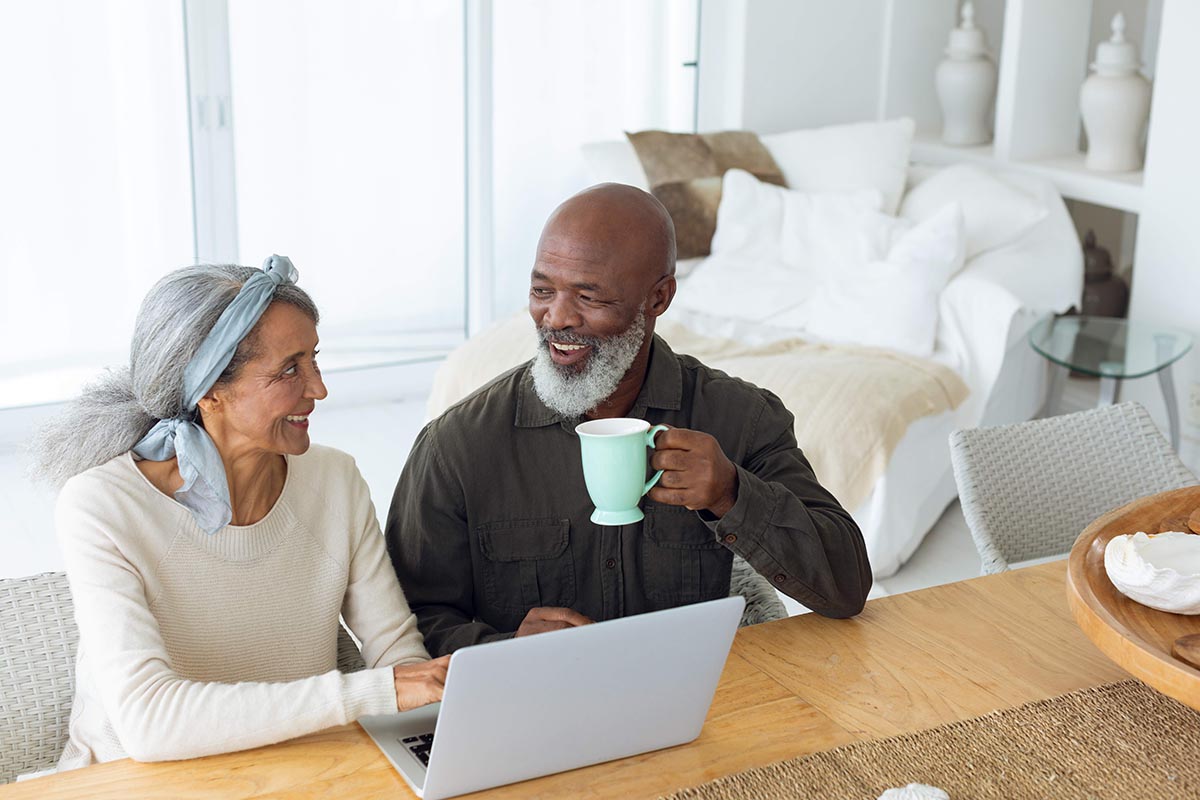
[{"left": 647, "top": 275, "right": 676, "bottom": 319}]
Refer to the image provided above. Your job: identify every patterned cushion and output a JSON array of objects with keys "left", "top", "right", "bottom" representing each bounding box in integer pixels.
[{"left": 626, "top": 130, "right": 785, "bottom": 259}]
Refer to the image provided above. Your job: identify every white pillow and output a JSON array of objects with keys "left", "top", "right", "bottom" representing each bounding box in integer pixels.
[
  {"left": 899, "top": 164, "right": 1046, "bottom": 259},
  {"left": 672, "top": 252, "right": 811, "bottom": 324},
  {"left": 674, "top": 170, "right": 890, "bottom": 329},
  {"left": 711, "top": 168, "right": 886, "bottom": 278},
  {"left": 802, "top": 203, "right": 966, "bottom": 357},
  {"left": 579, "top": 140, "right": 649, "bottom": 189},
  {"left": 759, "top": 118, "right": 915, "bottom": 215}
]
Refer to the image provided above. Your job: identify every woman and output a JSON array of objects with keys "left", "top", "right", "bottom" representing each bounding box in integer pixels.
[{"left": 33, "top": 256, "right": 446, "bottom": 769}]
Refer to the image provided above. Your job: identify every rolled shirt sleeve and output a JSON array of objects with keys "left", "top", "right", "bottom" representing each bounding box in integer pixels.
[{"left": 702, "top": 390, "right": 872, "bottom": 617}]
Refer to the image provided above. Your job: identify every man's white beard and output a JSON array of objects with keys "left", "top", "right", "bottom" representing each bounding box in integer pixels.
[{"left": 530, "top": 308, "right": 647, "bottom": 419}]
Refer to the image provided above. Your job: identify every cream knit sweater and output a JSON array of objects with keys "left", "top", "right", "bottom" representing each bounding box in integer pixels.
[{"left": 55, "top": 444, "right": 429, "bottom": 769}]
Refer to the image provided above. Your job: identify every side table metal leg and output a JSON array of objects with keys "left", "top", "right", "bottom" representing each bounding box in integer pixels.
[
  {"left": 1040, "top": 363, "right": 1067, "bottom": 418},
  {"left": 1097, "top": 360, "right": 1123, "bottom": 408},
  {"left": 1158, "top": 362, "right": 1181, "bottom": 451},
  {"left": 1098, "top": 376, "right": 1121, "bottom": 406}
]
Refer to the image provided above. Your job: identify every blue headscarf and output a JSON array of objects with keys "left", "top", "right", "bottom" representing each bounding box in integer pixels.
[{"left": 132, "top": 255, "right": 300, "bottom": 534}]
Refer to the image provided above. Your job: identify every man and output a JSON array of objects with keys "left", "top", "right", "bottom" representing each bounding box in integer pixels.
[{"left": 387, "top": 184, "right": 871, "bottom": 656}]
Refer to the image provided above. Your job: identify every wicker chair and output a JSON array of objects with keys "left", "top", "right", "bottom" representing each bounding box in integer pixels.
[
  {"left": 731, "top": 555, "right": 787, "bottom": 625},
  {"left": 949, "top": 402, "right": 1198, "bottom": 575},
  {"left": 0, "top": 572, "right": 79, "bottom": 784},
  {"left": 0, "top": 570, "right": 369, "bottom": 782}
]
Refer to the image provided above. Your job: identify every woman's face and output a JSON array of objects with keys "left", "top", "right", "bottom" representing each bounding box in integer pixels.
[{"left": 201, "top": 302, "right": 327, "bottom": 458}]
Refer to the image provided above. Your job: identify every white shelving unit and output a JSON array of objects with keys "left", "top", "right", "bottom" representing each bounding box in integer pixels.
[
  {"left": 880, "top": 0, "right": 1200, "bottom": 448},
  {"left": 909, "top": 137, "right": 1145, "bottom": 212},
  {"left": 884, "top": 0, "right": 1159, "bottom": 216}
]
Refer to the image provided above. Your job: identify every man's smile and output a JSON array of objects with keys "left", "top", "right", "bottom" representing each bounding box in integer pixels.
[{"left": 547, "top": 340, "right": 593, "bottom": 367}]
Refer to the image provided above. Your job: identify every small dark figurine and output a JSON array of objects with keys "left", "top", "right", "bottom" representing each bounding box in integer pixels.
[{"left": 1081, "top": 229, "right": 1129, "bottom": 318}]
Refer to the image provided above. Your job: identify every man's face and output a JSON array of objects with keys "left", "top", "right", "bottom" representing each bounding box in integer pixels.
[
  {"left": 527, "top": 231, "right": 653, "bottom": 418},
  {"left": 529, "top": 256, "right": 646, "bottom": 374}
]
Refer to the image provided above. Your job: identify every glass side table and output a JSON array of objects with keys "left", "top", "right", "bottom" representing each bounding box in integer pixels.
[{"left": 1029, "top": 315, "right": 1193, "bottom": 449}]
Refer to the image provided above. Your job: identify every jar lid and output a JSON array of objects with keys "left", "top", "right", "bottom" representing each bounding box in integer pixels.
[
  {"left": 1093, "top": 12, "right": 1142, "bottom": 76},
  {"left": 945, "top": 1, "right": 990, "bottom": 58}
]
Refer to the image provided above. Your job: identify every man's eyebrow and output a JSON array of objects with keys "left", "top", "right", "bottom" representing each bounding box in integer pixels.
[{"left": 531, "top": 270, "right": 602, "bottom": 292}]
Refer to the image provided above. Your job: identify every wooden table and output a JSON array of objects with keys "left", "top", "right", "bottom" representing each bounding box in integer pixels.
[{"left": 5, "top": 562, "right": 1129, "bottom": 800}]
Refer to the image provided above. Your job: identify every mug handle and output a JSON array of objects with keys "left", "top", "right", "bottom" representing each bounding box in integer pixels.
[{"left": 642, "top": 425, "right": 670, "bottom": 496}]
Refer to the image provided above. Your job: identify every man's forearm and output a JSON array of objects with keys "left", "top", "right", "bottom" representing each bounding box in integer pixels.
[
  {"left": 706, "top": 464, "right": 872, "bottom": 617},
  {"left": 416, "top": 607, "right": 515, "bottom": 657}
]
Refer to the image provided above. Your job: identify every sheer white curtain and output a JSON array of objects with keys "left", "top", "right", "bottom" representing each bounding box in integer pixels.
[
  {"left": 490, "top": 0, "right": 699, "bottom": 318},
  {"left": 0, "top": 2, "right": 193, "bottom": 406},
  {"left": 0, "top": 1, "right": 700, "bottom": 404},
  {"left": 227, "top": 0, "right": 466, "bottom": 370}
]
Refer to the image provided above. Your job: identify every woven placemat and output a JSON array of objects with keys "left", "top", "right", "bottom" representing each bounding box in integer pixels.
[{"left": 663, "top": 680, "right": 1200, "bottom": 800}]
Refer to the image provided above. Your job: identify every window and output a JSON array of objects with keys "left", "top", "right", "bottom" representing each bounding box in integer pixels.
[
  {"left": 226, "top": 0, "right": 466, "bottom": 371},
  {"left": 0, "top": 1, "right": 701, "bottom": 407},
  {"left": 0, "top": 2, "right": 193, "bottom": 406},
  {"left": 490, "top": 0, "right": 699, "bottom": 318}
]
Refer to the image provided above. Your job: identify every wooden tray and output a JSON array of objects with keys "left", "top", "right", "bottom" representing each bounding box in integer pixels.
[{"left": 1067, "top": 485, "right": 1200, "bottom": 711}]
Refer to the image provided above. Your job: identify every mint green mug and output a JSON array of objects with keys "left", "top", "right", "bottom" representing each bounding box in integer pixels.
[{"left": 575, "top": 418, "right": 670, "bottom": 526}]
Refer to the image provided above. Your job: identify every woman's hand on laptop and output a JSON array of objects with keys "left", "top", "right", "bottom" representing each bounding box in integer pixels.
[
  {"left": 515, "top": 607, "right": 594, "bottom": 638},
  {"left": 393, "top": 655, "right": 451, "bottom": 711}
]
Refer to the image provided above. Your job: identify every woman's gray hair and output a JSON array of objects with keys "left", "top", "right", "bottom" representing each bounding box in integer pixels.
[{"left": 30, "top": 264, "right": 319, "bottom": 487}]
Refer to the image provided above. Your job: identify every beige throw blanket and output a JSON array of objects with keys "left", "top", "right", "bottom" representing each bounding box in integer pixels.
[{"left": 427, "top": 314, "right": 968, "bottom": 511}]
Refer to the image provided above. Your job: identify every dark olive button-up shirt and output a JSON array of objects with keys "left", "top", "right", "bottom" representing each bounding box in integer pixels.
[{"left": 386, "top": 336, "right": 872, "bottom": 656}]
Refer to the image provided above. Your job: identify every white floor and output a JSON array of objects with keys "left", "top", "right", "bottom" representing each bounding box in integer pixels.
[{"left": 0, "top": 369, "right": 1105, "bottom": 611}]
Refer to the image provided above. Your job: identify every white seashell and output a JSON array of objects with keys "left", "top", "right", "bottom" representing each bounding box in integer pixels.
[
  {"left": 877, "top": 784, "right": 950, "bottom": 800},
  {"left": 1104, "top": 531, "right": 1200, "bottom": 614}
]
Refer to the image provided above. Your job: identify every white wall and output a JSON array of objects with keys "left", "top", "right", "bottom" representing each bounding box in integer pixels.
[
  {"left": 967, "top": 0, "right": 1007, "bottom": 73},
  {"left": 878, "top": 0, "right": 958, "bottom": 135},
  {"left": 1124, "top": 0, "right": 1200, "bottom": 465},
  {"left": 714, "top": 0, "right": 988, "bottom": 136},
  {"left": 739, "top": 0, "right": 885, "bottom": 134},
  {"left": 486, "top": 1, "right": 698, "bottom": 322}
]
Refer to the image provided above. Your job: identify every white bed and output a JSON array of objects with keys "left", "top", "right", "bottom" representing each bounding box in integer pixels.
[
  {"left": 655, "top": 167, "right": 1080, "bottom": 578},
  {"left": 828, "top": 167, "right": 1081, "bottom": 576},
  {"left": 428, "top": 135, "right": 1082, "bottom": 581},
  {"left": 853, "top": 306, "right": 1049, "bottom": 576}
]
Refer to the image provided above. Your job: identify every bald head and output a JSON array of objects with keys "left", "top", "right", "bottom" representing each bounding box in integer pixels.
[{"left": 537, "top": 183, "right": 676, "bottom": 286}]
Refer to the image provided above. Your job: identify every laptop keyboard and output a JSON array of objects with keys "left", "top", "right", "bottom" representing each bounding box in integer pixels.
[{"left": 399, "top": 732, "right": 435, "bottom": 766}]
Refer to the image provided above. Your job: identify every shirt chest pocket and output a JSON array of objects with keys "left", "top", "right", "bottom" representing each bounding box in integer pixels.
[
  {"left": 477, "top": 519, "right": 577, "bottom": 613},
  {"left": 641, "top": 505, "right": 731, "bottom": 607}
]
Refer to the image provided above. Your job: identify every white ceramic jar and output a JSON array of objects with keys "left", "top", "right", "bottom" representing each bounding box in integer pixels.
[
  {"left": 1080, "top": 13, "right": 1152, "bottom": 172},
  {"left": 935, "top": 2, "right": 997, "bottom": 146}
]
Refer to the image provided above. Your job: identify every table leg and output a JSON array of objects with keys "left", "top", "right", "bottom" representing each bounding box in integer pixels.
[
  {"left": 1040, "top": 363, "right": 1067, "bottom": 418},
  {"left": 1158, "top": 362, "right": 1181, "bottom": 451},
  {"left": 1098, "top": 376, "right": 1122, "bottom": 406}
]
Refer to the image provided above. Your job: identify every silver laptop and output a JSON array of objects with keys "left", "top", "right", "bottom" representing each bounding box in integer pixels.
[{"left": 360, "top": 595, "right": 744, "bottom": 800}]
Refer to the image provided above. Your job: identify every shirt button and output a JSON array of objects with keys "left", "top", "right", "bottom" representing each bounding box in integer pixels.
[
  {"left": 605, "top": 558, "right": 616, "bottom": 569},
  {"left": 773, "top": 573, "right": 786, "bottom": 584},
  {"left": 723, "top": 534, "right": 737, "bottom": 544}
]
